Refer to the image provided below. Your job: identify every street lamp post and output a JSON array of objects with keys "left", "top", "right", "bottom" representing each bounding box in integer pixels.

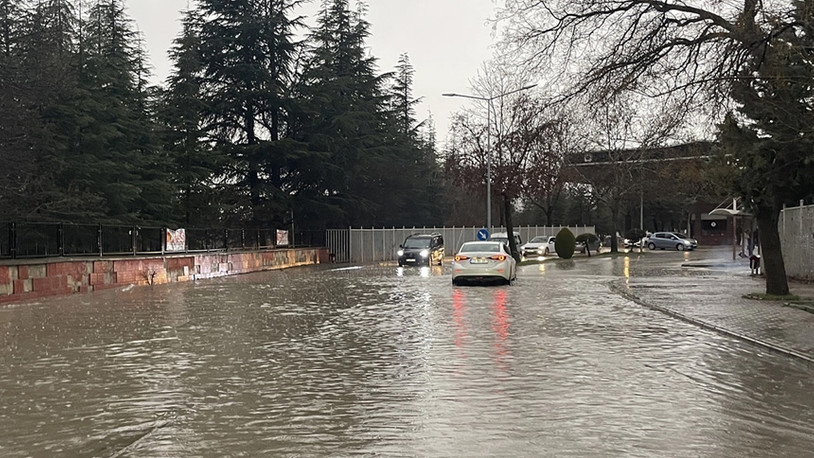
[{"left": 442, "top": 84, "right": 537, "bottom": 230}]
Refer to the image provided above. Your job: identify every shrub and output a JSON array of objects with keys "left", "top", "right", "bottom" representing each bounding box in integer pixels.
[{"left": 554, "top": 228, "right": 576, "bottom": 259}]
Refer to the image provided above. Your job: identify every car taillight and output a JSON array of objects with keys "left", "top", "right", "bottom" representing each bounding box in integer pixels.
[
  {"left": 489, "top": 255, "right": 506, "bottom": 261},
  {"left": 454, "top": 255, "right": 470, "bottom": 262}
]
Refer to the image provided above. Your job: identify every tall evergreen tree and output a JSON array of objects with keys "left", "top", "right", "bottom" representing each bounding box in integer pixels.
[
  {"left": 161, "top": 8, "right": 221, "bottom": 226},
  {"left": 13, "top": 0, "right": 99, "bottom": 221},
  {"left": 299, "top": 0, "right": 391, "bottom": 226},
  {"left": 66, "top": 0, "right": 170, "bottom": 224},
  {"left": 0, "top": 0, "right": 35, "bottom": 219},
  {"left": 380, "top": 53, "right": 444, "bottom": 226},
  {"left": 195, "top": 0, "right": 302, "bottom": 226}
]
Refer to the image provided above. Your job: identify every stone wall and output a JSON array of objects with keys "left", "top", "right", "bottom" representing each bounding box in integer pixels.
[
  {"left": 780, "top": 203, "right": 814, "bottom": 282},
  {"left": 0, "top": 248, "right": 331, "bottom": 304}
]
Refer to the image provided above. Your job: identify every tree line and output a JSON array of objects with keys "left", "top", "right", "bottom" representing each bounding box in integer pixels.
[{"left": 0, "top": 0, "right": 445, "bottom": 230}]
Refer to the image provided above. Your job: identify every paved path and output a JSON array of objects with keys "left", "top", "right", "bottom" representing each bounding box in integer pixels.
[{"left": 610, "top": 247, "right": 814, "bottom": 363}]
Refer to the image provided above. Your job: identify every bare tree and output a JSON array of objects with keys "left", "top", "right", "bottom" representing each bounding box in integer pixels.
[
  {"left": 566, "top": 93, "right": 686, "bottom": 252},
  {"left": 499, "top": 0, "right": 814, "bottom": 294},
  {"left": 520, "top": 109, "right": 573, "bottom": 226},
  {"left": 444, "top": 79, "right": 561, "bottom": 260}
]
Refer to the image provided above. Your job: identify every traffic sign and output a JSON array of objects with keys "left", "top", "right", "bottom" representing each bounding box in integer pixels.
[{"left": 477, "top": 228, "right": 490, "bottom": 241}]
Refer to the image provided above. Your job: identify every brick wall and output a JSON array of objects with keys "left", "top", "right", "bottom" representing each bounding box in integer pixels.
[{"left": 0, "top": 248, "right": 328, "bottom": 305}]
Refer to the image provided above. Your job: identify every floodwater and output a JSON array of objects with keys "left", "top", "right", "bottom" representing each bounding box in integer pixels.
[{"left": 1, "top": 252, "right": 813, "bottom": 457}]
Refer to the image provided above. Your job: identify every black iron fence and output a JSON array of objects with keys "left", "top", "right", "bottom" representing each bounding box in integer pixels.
[{"left": 0, "top": 222, "right": 329, "bottom": 260}]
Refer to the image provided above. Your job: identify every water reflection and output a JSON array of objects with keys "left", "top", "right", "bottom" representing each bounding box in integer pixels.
[
  {"left": 491, "top": 289, "right": 510, "bottom": 372},
  {"left": 451, "top": 288, "right": 467, "bottom": 355},
  {"left": 395, "top": 265, "right": 435, "bottom": 278}
]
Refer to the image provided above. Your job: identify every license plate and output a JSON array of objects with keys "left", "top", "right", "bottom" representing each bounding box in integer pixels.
[
  {"left": 470, "top": 257, "right": 488, "bottom": 264},
  {"left": 406, "top": 259, "right": 416, "bottom": 262}
]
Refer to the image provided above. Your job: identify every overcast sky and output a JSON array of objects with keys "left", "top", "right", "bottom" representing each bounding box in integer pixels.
[{"left": 125, "top": 0, "right": 500, "bottom": 144}]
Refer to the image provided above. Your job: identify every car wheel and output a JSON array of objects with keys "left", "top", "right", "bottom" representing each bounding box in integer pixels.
[
  {"left": 676, "top": 243, "right": 685, "bottom": 251},
  {"left": 647, "top": 242, "right": 656, "bottom": 250}
]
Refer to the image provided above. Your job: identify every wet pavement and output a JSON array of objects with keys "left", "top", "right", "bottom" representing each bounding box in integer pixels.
[
  {"left": 0, "top": 248, "right": 813, "bottom": 456},
  {"left": 609, "top": 246, "right": 814, "bottom": 363}
]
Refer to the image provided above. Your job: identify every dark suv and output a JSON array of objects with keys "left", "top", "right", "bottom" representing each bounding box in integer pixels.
[{"left": 397, "top": 233, "right": 444, "bottom": 267}]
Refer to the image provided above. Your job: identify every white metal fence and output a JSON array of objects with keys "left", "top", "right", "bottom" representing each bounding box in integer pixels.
[
  {"left": 326, "top": 225, "right": 596, "bottom": 264},
  {"left": 780, "top": 202, "right": 814, "bottom": 281}
]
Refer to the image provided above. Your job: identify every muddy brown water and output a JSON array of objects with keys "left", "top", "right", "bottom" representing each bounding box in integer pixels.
[{"left": 1, "top": 252, "right": 812, "bottom": 456}]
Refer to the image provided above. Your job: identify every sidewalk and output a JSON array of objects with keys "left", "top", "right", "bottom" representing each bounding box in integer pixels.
[{"left": 611, "top": 247, "right": 814, "bottom": 363}]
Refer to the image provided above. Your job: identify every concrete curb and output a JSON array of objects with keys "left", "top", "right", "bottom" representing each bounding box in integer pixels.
[{"left": 608, "top": 280, "right": 814, "bottom": 365}]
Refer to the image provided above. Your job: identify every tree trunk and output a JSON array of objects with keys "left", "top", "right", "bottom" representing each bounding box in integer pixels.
[
  {"left": 504, "top": 195, "right": 521, "bottom": 262},
  {"left": 755, "top": 207, "right": 789, "bottom": 296},
  {"left": 609, "top": 205, "right": 620, "bottom": 253}
]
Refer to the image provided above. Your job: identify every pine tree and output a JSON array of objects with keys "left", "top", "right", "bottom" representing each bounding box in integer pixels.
[
  {"left": 378, "top": 53, "right": 444, "bottom": 226},
  {"left": 195, "top": 0, "right": 302, "bottom": 226},
  {"left": 0, "top": 0, "right": 35, "bottom": 219},
  {"left": 299, "top": 0, "right": 391, "bottom": 226},
  {"left": 68, "top": 0, "right": 170, "bottom": 223},
  {"left": 160, "top": 8, "right": 221, "bottom": 226},
  {"left": 12, "top": 0, "right": 107, "bottom": 221}
]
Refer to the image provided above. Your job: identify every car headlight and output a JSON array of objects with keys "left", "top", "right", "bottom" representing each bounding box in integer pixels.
[
  {"left": 420, "top": 249, "right": 429, "bottom": 257},
  {"left": 397, "top": 250, "right": 404, "bottom": 256}
]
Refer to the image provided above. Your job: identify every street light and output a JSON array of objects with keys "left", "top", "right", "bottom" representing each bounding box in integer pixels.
[{"left": 442, "top": 83, "right": 537, "bottom": 230}]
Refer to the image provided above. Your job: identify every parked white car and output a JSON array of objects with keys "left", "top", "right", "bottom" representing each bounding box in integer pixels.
[
  {"left": 521, "top": 236, "right": 556, "bottom": 258},
  {"left": 452, "top": 241, "right": 517, "bottom": 286},
  {"left": 488, "top": 232, "right": 522, "bottom": 247}
]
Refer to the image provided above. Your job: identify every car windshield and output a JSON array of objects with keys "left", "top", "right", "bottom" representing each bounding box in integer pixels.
[
  {"left": 460, "top": 243, "right": 500, "bottom": 253},
  {"left": 529, "top": 236, "right": 547, "bottom": 243},
  {"left": 403, "top": 238, "right": 431, "bottom": 249}
]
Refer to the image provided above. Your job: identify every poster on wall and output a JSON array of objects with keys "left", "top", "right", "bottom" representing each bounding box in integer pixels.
[
  {"left": 276, "top": 229, "right": 289, "bottom": 246},
  {"left": 166, "top": 228, "right": 186, "bottom": 252}
]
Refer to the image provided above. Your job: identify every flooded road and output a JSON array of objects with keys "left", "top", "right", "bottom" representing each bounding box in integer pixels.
[{"left": 1, "top": 252, "right": 813, "bottom": 456}]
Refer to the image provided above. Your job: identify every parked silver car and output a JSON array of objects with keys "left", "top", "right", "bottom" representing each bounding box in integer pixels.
[{"left": 646, "top": 232, "right": 697, "bottom": 251}]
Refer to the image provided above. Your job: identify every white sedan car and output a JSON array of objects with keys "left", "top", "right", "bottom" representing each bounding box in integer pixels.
[
  {"left": 521, "top": 235, "right": 556, "bottom": 258},
  {"left": 452, "top": 241, "right": 517, "bottom": 286}
]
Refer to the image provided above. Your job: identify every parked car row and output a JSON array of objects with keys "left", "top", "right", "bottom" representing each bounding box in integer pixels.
[
  {"left": 623, "top": 232, "right": 698, "bottom": 251},
  {"left": 396, "top": 229, "right": 698, "bottom": 287}
]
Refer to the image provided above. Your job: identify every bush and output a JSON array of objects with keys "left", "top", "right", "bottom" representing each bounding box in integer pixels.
[{"left": 554, "top": 228, "right": 576, "bottom": 259}]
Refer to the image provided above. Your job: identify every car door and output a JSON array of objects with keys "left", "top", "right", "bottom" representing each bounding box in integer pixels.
[{"left": 434, "top": 236, "right": 444, "bottom": 263}]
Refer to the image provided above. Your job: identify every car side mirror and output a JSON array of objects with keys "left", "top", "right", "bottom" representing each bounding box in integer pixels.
[{"left": 399, "top": 244, "right": 403, "bottom": 248}]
